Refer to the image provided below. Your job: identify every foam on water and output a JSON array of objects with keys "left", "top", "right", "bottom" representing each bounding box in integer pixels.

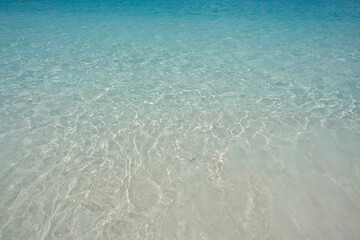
[{"left": 0, "top": 0, "right": 359, "bottom": 239}]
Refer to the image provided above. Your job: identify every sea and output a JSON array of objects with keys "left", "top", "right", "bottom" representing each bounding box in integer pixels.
[{"left": 0, "top": 0, "right": 359, "bottom": 239}]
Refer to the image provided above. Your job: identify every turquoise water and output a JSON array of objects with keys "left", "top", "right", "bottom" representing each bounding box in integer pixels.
[{"left": 0, "top": 0, "right": 360, "bottom": 239}]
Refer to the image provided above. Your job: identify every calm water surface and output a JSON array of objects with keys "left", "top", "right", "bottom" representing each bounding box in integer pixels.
[{"left": 0, "top": 0, "right": 359, "bottom": 239}]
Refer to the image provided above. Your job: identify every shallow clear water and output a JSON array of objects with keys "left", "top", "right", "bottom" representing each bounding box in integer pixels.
[{"left": 0, "top": 0, "right": 359, "bottom": 239}]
